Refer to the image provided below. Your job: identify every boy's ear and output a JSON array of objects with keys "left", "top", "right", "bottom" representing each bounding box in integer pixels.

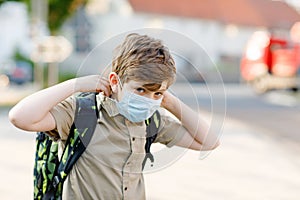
[{"left": 109, "top": 72, "right": 119, "bottom": 93}]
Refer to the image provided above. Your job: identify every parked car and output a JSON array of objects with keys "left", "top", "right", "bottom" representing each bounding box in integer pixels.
[
  {"left": 240, "top": 31, "right": 299, "bottom": 93},
  {"left": 0, "top": 60, "right": 33, "bottom": 85}
]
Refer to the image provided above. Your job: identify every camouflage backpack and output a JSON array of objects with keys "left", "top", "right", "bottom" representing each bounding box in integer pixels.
[{"left": 33, "top": 92, "right": 161, "bottom": 200}]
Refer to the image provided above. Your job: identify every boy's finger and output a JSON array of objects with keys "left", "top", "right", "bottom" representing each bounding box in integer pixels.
[
  {"left": 99, "top": 78, "right": 110, "bottom": 85},
  {"left": 101, "top": 85, "right": 111, "bottom": 96}
]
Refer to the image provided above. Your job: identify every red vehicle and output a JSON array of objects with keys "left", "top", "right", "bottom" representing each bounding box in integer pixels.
[{"left": 240, "top": 30, "right": 299, "bottom": 93}]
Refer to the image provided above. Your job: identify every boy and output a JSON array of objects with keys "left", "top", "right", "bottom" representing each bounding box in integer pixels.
[{"left": 9, "top": 33, "right": 220, "bottom": 199}]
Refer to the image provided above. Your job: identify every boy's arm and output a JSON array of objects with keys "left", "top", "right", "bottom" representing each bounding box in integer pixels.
[
  {"left": 161, "top": 91, "right": 220, "bottom": 151},
  {"left": 9, "top": 75, "right": 110, "bottom": 132}
]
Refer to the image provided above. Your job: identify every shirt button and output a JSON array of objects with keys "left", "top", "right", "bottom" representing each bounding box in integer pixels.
[
  {"left": 124, "top": 187, "right": 128, "bottom": 191},
  {"left": 132, "top": 137, "right": 135, "bottom": 141}
]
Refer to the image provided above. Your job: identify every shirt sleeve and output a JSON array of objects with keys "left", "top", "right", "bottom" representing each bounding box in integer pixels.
[
  {"left": 46, "top": 96, "right": 76, "bottom": 141},
  {"left": 154, "top": 112, "right": 186, "bottom": 147}
]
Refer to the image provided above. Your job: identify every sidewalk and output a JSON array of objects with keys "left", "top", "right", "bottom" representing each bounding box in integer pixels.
[
  {"left": 1, "top": 108, "right": 300, "bottom": 200},
  {"left": 0, "top": 84, "right": 40, "bottom": 106},
  {"left": 1, "top": 83, "right": 300, "bottom": 200},
  {"left": 0, "top": 108, "right": 35, "bottom": 200},
  {"left": 145, "top": 116, "right": 300, "bottom": 200}
]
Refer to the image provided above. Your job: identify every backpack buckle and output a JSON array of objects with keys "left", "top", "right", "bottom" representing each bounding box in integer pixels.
[
  {"left": 52, "top": 176, "right": 60, "bottom": 188},
  {"left": 37, "top": 132, "right": 46, "bottom": 140}
]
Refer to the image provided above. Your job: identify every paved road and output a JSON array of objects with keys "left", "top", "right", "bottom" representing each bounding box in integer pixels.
[
  {"left": 0, "top": 107, "right": 35, "bottom": 200},
  {"left": 1, "top": 83, "right": 300, "bottom": 199},
  {"left": 172, "top": 83, "right": 300, "bottom": 152}
]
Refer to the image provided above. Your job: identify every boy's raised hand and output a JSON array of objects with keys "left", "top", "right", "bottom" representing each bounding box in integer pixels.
[
  {"left": 160, "top": 90, "right": 220, "bottom": 150},
  {"left": 161, "top": 91, "right": 179, "bottom": 111},
  {"left": 76, "top": 75, "right": 111, "bottom": 96}
]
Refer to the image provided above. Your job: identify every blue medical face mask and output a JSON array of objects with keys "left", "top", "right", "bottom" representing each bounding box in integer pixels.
[{"left": 115, "top": 80, "right": 162, "bottom": 122}]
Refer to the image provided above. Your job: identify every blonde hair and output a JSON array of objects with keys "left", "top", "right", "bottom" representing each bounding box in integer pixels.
[{"left": 112, "top": 33, "right": 176, "bottom": 90}]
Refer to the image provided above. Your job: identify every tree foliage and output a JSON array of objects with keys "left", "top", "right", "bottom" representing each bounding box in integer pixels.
[
  {"left": 0, "top": 0, "right": 87, "bottom": 34},
  {"left": 48, "top": 0, "right": 87, "bottom": 34},
  {"left": 0, "top": 0, "right": 28, "bottom": 5}
]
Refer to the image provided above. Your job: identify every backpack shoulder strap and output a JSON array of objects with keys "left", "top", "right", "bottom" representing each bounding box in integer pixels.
[
  {"left": 44, "top": 92, "right": 98, "bottom": 199},
  {"left": 71, "top": 92, "right": 99, "bottom": 147},
  {"left": 142, "top": 110, "right": 161, "bottom": 170}
]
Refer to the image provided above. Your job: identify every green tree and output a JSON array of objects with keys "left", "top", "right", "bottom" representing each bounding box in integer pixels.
[
  {"left": 0, "top": 0, "right": 29, "bottom": 5},
  {"left": 0, "top": 0, "right": 87, "bottom": 34},
  {"left": 48, "top": 0, "right": 87, "bottom": 35}
]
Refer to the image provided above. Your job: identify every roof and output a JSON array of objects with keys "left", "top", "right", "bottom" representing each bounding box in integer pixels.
[{"left": 128, "top": 0, "right": 300, "bottom": 29}]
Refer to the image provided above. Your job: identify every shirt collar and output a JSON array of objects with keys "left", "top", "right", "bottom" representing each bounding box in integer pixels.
[{"left": 96, "top": 93, "right": 120, "bottom": 117}]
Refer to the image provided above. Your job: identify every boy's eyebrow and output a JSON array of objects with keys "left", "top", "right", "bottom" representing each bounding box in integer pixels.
[
  {"left": 142, "top": 86, "right": 166, "bottom": 93},
  {"left": 144, "top": 87, "right": 166, "bottom": 92}
]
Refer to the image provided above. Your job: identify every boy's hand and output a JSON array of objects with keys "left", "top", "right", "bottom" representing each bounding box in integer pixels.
[
  {"left": 76, "top": 75, "right": 111, "bottom": 96},
  {"left": 161, "top": 91, "right": 178, "bottom": 111}
]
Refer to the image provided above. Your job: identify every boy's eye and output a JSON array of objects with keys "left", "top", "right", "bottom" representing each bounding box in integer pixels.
[
  {"left": 136, "top": 87, "right": 145, "bottom": 93},
  {"left": 154, "top": 92, "right": 162, "bottom": 96}
]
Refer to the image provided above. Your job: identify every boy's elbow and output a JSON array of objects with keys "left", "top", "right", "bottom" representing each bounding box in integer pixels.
[
  {"left": 201, "top": 140, "right": 220, "bottom": 151},
  {"left": 9, "top": 108, "right": 28, "bottom": 130},
  {"left": 210, "top": 140, "right": 221, "bottom": 150},
  {"left": 9, "top": 109, "right": 20, "bottom": 126}
]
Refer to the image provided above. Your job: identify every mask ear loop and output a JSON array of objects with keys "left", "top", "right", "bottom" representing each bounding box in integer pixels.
[
  {"left": 116, "top": 75, "right": 123, "bottom": 90},
  {"left": 115, "top": 75, "right": 128, "bottom": 104}
]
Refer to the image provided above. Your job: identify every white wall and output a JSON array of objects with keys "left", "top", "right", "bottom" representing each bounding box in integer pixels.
[
  {"left": 86, "top": 10, "right": 257, "bottom": 66},
  {"left": 0, "top": 2, "right": 32, "bottom": 63},
  {"left": 61, "top": 0, "right": 290, "bottom": 79}
]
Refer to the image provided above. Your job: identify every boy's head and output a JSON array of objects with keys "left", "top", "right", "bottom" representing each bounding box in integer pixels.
[{"left": 111, "top": 33, "right": 176, "bottom": 91}]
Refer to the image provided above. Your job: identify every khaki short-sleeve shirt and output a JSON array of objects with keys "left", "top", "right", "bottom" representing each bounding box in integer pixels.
[{"left": 48, "top": 93, "right": 186, "bottom": 200}]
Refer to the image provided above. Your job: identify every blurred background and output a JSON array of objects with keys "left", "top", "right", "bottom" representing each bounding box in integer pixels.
[{"left": 0, "top": 0, "right": 300, "bottom": 199}]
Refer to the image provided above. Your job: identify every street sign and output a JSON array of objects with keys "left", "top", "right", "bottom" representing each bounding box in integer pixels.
[{"left": 31, "top": 36, "right": 73, "bottom": 63}]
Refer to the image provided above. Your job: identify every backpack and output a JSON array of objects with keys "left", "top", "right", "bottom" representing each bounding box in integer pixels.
[{"left": 33, "top": 92, "right": 161, "bottom": 200}]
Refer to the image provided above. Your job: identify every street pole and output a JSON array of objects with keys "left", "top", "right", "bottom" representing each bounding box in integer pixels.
[
  {"left": 48, "top": 62, "right": 58, "bottom": 86},
  {"left": 31, "top": 0, "right": 48, "bottom": 88}
]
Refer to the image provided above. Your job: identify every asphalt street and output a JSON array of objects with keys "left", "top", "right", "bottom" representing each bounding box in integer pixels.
[{"left": 171, "top": 83, "right": 300, "bottom": 151}]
